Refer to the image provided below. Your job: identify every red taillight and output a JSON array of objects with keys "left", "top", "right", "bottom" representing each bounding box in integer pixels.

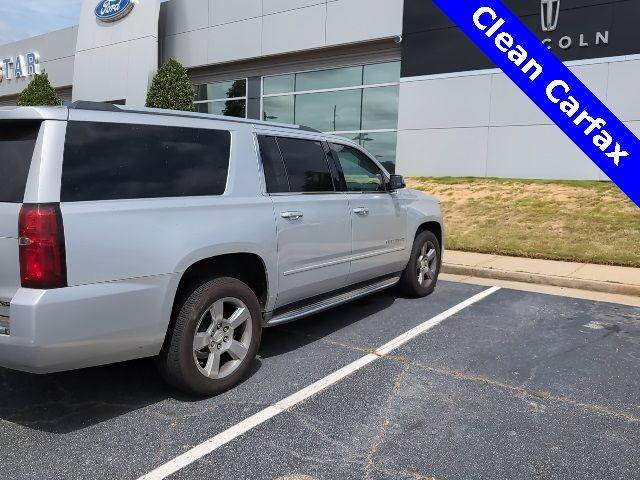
[{"left": 18, "top": 204, "right": 67, "bottom": 289}]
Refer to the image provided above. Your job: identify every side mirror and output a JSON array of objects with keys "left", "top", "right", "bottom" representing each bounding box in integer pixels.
[{"left": 389, "top": 175, "right": 406, "bottom": 190}]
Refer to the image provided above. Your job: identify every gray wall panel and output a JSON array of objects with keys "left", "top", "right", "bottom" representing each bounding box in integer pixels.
[
  {"left": 486, "top": 125, "right": 602, "bottom": 180},
  {"left": 210, "top": 0, "right": 262, "bottom": 26},
  {"left": 396, "top": 127, "right": 489, "bottom": 177},
  {"left": 262, "top": 4, "right": 326, "bottom": 56},
  {"left": 326, "top": 0, "right": 403, "bottom": 46},
  {"left": 398, "top": 56, "right": 638, "bottom": 180},
  {"left": 398, "top": 75, "right": 492, "bottom": 130},
  {"left": 607, "top": 59, "right": 640, "bottom": 121},
  {"left": 164, "top": 0, "right": 209, "bottom": 36},
  {"left": 208, "top": 18, "right": 262, "bottom": 64}
]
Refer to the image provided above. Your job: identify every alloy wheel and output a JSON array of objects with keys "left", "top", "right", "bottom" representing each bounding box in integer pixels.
[{"left": 193, "top": 297, "right": 252, "bottom": 379}]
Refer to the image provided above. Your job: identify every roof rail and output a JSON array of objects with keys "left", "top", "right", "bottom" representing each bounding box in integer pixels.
[
  {"left": 69, "top": 101, "right": 121, "bottom": 112},
  {"left": 68, "top": 100, "right": 317, "bottom": 132}
]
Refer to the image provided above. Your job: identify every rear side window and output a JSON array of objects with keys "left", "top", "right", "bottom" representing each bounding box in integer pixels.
[
  {"left": 276, "top": 137, "right": 334, "bottom": 193},
  {"left": 257, "top": 136, "right": 289, "bottom": 193},
  {"left": 0, "top": 121, "right": 41, "bottom": 203},
  {"left": 61, "top": 122, "right": 231, "bottom": 202}
]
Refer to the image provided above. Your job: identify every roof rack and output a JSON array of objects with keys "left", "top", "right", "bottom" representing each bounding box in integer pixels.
[{"left": 68, "top": 101, "right": 321, "bottom": 132}]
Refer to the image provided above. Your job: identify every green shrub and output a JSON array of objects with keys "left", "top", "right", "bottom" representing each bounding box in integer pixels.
[
  {"left": 146, "top": 59, "right": 194, "bottom": 111},
  {"left": 16, "top": 73, "right": 60, "bottom": 106}
]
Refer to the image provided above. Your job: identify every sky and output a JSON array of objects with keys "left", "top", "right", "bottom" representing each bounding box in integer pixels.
[{"left": 0, "top": 0, "right": 83, "bottom": 44}]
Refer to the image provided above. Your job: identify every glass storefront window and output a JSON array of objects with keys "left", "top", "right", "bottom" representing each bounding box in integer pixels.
[
  {"left": 263, "top": 96, "right": 295, "bottom": 124},
  {"left": 295, "top": 90, "right": 362, "bottom": 132},
  {"left": 263, "top": 74, "right": 295, "bottom": 95},
  {"left": 193, "top": 79, "right": 247, "bottom": 118},
  {"left": 196, "top": 100, "right": 246, "bottom": 118},
  {"left": 295, "top": 65, "right": 363, "bottom": 92},
  {"left": 361, "top": 85, "right": 399, "bottom": 131},
  {"left": 262, "top": 62, "right": 401, "bottom": 170},
  {"left": 363, "top": 62, "right": 401, "bottom": 85}
]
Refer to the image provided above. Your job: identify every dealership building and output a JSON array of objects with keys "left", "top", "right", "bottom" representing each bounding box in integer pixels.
[{"left": 0, "top": 0, "right": 638, "bottom": 179}]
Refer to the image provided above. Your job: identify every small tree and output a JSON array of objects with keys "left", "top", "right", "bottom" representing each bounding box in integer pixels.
[
  {"left": 146, "top": 59, "right": 194, "bottom": 111},
  {"left": 16, "top": 72, "right": 60, "bottom": 106}
]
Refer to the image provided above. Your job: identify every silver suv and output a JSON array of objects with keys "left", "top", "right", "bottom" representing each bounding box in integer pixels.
[{"left": 0, "top": 102, "right": 444, "bottom": 395}]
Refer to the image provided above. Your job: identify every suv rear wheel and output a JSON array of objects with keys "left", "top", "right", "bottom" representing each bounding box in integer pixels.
[
  {"left": 398, "top": 230, "right": 441, "bottom": 297},
  {"left": 158, "top": 277, "right": 262, "bottom": 396}
]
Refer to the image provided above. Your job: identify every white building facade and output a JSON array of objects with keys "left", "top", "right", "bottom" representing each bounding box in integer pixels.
[{"left": 0, "top": 0, "right": 637, "bottom": 179}]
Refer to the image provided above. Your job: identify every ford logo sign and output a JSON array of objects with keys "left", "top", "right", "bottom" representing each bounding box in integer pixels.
[{"left": 95, "top": 0, "right": 135, "bottom": 23}]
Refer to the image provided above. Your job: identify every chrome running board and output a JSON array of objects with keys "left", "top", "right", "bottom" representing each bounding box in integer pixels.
[{"left": 265, "top": 275, "right": 400, "bottom": 327}]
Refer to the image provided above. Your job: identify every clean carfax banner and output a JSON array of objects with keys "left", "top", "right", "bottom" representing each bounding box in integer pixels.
[{"left": 430, "top": 0, "right": 639, "bottom": 207}]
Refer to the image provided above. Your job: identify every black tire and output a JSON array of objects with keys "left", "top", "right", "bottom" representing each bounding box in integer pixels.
[
  {"left": 398, "top": 230, "right": 441, "bottom": 297},
  {"left": 158, "top": 277, "right": 262, "bottom": 396}
]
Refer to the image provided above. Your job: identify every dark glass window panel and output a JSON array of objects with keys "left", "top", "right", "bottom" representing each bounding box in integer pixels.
[
  {"left": 295, "top": 66, "right": 363, "bottom": 92},
  {"left": 361, "top": 86, "right": 399, "bottom": 130},
  {"left": 0, "top": 121, "right": 40, "bottom": 203},
  {"left": 196, "top": 100, "right": 246, "bottom": 118},
  {"left": 276, "top": 137, "right": 334, "bottom": 193},
  {"left": 331, "top": 143, "right": 385, "bottom": 192},
  {"left": 263, "top": 74, "right": 295, "bottom": 95},
  {"left": 258, "top": 136, "right": 289, "bottom": 193},
  {"left": 194, "top": 79, "right": 247, "bottom": 101},
  {"left": 295, "top": 90, "right": 362, "bottom": 132},
  {"left": 358, "top": 132, "right": 398, "bottom": 174},
  {"left": 263, "top": 96, "right": 295, "bottom": 124},
  {"left": 363, "top": 62, "right": 401, "bottom": 85},
  {"left": 61, "top": 122, "right": 231, "bottom": 202}
]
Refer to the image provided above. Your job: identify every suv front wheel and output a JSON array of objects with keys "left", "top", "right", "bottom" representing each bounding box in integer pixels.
[
  {"left": 158, "top": 277, "right": 262, "bottom": 396},
  {"left": 398, "top": 230, "right": 441, "bottom": 297}
]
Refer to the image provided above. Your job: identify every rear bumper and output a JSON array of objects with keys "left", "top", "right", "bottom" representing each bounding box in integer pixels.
[{"left": 0, "top": 274, "right": 176, "bottom": 374}]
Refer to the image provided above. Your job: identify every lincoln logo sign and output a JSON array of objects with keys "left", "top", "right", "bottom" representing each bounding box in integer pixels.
[
  {"left": 539, "top": 0, "right": 609, "bottom": 51},
  {"left": 541, "top": 0, "right": 560, "bottom": 32},
  {"left": 95, "top": 0, "right": 135, "bottom": 23}
]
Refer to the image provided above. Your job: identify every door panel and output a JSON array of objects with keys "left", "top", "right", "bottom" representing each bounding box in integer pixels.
[
  {"left": 348, "top": 193, "right": 407, "bottom": 284},
  {"left": 272, "top": 194, "right": 352, "bottom": 309},
  {"left": 328, "top": 142, "right": 408, "bottom": 285}
]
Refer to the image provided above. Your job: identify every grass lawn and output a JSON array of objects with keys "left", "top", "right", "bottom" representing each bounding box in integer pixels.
[{"left": 407, "top": 177, "right": 640, "bottom": 268}]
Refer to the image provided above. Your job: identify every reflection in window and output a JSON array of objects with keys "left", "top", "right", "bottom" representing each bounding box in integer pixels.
[
  {"left": 295, "top": 90, "right": 362, "bottom": 132},
  {"left": 296, "top": 66, "right": 363, "bottom": 92},
  {"left": 331, "top": 143, "right": 384, "bottom": 192},
  {"left": 262, "top": 62, "right": 401, "bottom": 171},
  {"left": 363, "top": 62, "right": 401, "bottom": 85},
  {"left": 263, "top": 96, "right": 295, "bottom": 124},
  {"left": 193, "top": 79, "right": 247, "bottom": 118},
  {"left": 263, "top": 74, "right": 295, "bottom": 95},
  {"left": 277, "top": 137, "right": 334, "bottom": 193},
  {"left": 341, "top": 132, "right": 398, "bottom": 174},
  {"left": 362, "top": 86, "right": 399, "bottom": 131}
]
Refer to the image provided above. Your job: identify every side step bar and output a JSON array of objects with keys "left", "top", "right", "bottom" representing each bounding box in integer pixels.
[{"left": 264, "top": 275, "right": 400, "bottom": 327}]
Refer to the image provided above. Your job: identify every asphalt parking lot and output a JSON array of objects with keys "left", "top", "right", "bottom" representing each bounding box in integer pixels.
[{"left": 1, "top": 280, "right": 638, "bottom": 480}]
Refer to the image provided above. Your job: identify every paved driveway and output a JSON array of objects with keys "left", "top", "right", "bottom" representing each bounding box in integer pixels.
[{"left": 1, "top": 281, "right": 638, "bottom": 480}]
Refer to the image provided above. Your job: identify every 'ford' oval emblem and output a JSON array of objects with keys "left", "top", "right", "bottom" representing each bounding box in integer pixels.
[{"left": 95, "top": 0, "right": 135, "bottom": 23}]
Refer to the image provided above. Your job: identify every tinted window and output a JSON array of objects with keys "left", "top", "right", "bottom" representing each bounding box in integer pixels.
[
  {"left": 0, "top": 121, "right": 40, "bottom": 203},
  {"left": 257, "top": 136, "right": 289, "bottom": 193},
  {"left": 61, "top": 122, "right": 231, "bottom": 202},
  {"left": 331, "top": 143, "right": 385, "bottom": 192},
  {"left": 277, "top": 137, "right": 334, "bottom": 193}
]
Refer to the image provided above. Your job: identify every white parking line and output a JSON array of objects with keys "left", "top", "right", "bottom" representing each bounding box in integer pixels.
[{"left": 138, "top": 286, "right": 501, "bottom": 480}]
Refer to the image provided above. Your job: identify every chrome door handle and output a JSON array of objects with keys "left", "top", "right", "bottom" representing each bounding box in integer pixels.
[
  {"left": 281, "top": 211, "right": 304, "bottom": 220},
  {"left": 353, "top": 207, "right": 370, "bottom": 216}
]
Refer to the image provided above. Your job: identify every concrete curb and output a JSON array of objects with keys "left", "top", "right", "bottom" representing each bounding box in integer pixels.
[{"left": 442, "top": 264, "right": 640, "bottom": 297}]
